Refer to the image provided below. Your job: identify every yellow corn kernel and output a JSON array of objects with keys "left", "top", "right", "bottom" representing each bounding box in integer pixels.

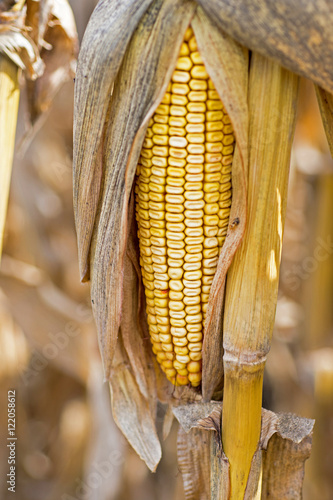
[{"left": 135, "top": 26, "right": 234, "bottom": 387}]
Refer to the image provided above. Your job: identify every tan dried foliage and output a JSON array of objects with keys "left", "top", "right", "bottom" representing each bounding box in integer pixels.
[{"left": 174, "top": 403, "right": 314, "bottom": 500}]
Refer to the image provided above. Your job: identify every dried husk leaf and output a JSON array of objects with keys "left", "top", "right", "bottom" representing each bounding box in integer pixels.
[
  {"left": 109, "top": 337, "right": 162, "bottom": 472},
  {"left": 175, "top": 404, "right": 314, "bottom": 500},
  {"left": 315, "top": 86, "right": 333, "bottom": 158},
  {"left": 191, "top": 7, "right": 249, "bottom": 401},
  {"left": 120, "top": 193, "right": 157, "bottom": 407},
  {"left": 197, "top": 0, "right": 333, "bottom": 93},
  {"left": 73, "top": 0, "right": 155, "bottom": 282},
  {"left": 89, "top": 0, "right": 197, "bottom": 378}
]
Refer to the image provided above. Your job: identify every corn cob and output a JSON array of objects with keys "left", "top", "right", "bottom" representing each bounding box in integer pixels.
[{"left": 135, "top": 26, "right": 234, "bottom": 387}]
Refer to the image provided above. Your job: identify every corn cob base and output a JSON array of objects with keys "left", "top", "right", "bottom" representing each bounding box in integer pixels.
[{"left": 135, "top": 27, "right": 234, "bottom": 387}]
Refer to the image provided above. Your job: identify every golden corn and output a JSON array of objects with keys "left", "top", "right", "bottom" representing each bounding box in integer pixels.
[{"left": 135, "top": 27, "right": 234, "bottom": 387}]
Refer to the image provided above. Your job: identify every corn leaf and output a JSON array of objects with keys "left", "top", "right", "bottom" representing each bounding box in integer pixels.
[
  {"left": 0, "top": 25, "right": 43, "bottom": 78},
  {"left": 197, "top": 0, "right": 333, "bottom": 93},
  {"left": 73, "top": 0, "right": 155, "bottom": 282},
  {"left": 88, "top": 0, "right": 197, "bottom": 378},
  {"left": 175, "top": 403, "right": 313, "bottom": 500},
  {"left": 0, "top": 56, "right": 19, "bottom": 260},
  {"left": 109, "top": 337, "right": 162, "bottom": 472},
  {"left": 261, "top": 411, "right": 315, "bottom": 499}
]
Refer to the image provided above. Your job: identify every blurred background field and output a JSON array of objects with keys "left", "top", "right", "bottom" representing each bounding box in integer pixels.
[{"left": 0, "top": 1, "right": 333, "bottom": 499}]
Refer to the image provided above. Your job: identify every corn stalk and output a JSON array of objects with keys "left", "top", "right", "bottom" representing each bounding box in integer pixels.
[
  {"left": 222, "top": 54, "right": 299, "bottom": 498},
  {"left": 0, "top": 55, "right": 20, "bottom": 260},
  {"left": 73, "top": 0, "right": 333, "bottom": 498}
]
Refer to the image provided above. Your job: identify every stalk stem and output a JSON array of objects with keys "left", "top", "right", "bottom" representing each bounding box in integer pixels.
[{"left": 0, "top": 55, "right": 20, "bottom": 260}]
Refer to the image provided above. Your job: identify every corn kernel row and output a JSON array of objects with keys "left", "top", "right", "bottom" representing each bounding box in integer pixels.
[{"left": 135, "top": 26, "right": 233, "bottom": 387}]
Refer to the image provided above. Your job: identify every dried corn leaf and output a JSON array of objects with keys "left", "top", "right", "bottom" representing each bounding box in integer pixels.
[
  {"left": 89, "top": 0, "right": 197, "bottom": 378},
  {"left": 0, "top": 24, "right": 43, "bottom": 79},
  {"left": 315, "top": 86, "right": 333, "bottom": 158},
  {"left": 191, "top": 8, "right": 249, "bottom": 400},
  {"left": 0, "top": 55, "right": 20, "bottom": 259},
  {"left": 197, "top": 0, "right": 333, "bottom": 93},
  {"left": 109, "top": 337, "right": 161, "bottom": 472},
  {"left": 73, "top": 0, "right": 155, "bottom": 282},
  {"left": 175, "top": 403, "right": 314, "bottom": 500},
  {"left": 261, "top": 411, "right": 315, "bottom": 499}
]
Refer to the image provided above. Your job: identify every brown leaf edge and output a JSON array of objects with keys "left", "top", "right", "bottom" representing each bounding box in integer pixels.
[{"left": 174, "top": 403, "right": 314, "bottom": 500}]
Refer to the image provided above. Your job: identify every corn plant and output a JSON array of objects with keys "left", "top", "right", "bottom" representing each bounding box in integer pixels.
[{"left": 73, "top": 0, "right": 333, "bottom": 498}]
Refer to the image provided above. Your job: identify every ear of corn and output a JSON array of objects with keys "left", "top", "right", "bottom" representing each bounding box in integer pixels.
[
  {"left": 135, "top": 27, "right": 234, "bottom": 387},
  {"left": 0, "top": 55, "right": 20, "bottom": 261}
]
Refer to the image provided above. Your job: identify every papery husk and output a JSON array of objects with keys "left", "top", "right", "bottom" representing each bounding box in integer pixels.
[
  {"left": 191, "top": 7, "right": 249, "bottom": 400},
  {"left": 109, "top": 336, "right": 162, "bottom": 472},
  {"left": 175, "top": 403, "right": 314, "bottom": 500},
  {"left": 222, "top": 53, "right": 299, "bottom": 498},
  {"left": 73, "top": 0, "right": 156, "bottom": 282},
  {"left": 88, "top": 0, "right": 197, "bottom": 379},
  {"left": 315, "top": 86, "right": 333, "bottom": 157},
  {"left": 197, "top": 0, "right": 333, "bottom": 94}
]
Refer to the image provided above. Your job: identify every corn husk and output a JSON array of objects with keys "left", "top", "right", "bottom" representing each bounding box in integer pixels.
[{"left": 196, "top": 0, "right": 333, "bottom": 93}]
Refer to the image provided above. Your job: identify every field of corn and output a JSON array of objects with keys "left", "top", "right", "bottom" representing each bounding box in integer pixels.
[{"left": 1, "top": 1, "right": 333, "bottom": 499}]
